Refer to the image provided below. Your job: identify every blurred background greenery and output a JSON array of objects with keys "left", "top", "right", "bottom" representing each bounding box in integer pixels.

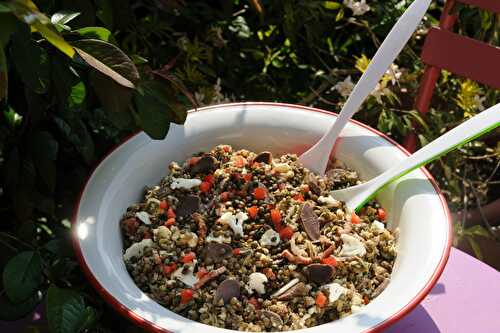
[{"left": 0, "top": 0, "right": 498, "bottom": 332}]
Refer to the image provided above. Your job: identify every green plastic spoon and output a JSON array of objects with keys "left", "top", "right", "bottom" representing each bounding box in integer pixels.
[{"left": 330, "top": 104, "right": 500, "bottom": 212}]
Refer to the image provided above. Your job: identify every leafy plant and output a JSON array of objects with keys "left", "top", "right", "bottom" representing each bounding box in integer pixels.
[{"left": 0, "top": 0, "right": 498, "bottom": 332}]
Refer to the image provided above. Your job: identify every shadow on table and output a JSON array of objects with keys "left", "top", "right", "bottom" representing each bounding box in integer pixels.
[
  {"left": 430, "top": 282, "right": 446, "bottom": 295},
  {"left": 384, "top": 305, "right": 441, "bottom": 333}
]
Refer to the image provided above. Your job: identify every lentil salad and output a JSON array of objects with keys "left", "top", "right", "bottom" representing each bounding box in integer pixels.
[{"left": 120, "top": 145, "right": 397, "bottom": 331}]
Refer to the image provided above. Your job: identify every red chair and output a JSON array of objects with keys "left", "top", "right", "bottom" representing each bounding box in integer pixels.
[{"left": 403, "top": 0, "right": 500, "bottom": 152}]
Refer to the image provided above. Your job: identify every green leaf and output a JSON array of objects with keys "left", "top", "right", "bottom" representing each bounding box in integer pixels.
[
  {"left": 68, "top": 81, "right": 86, "bottom": 106},
  {"left": 53, "top": 116, "right": 95, "bottom": 163},
  {"left": 8, "top": 0, "right": 75, "bottom": 58},
  {"left": 47, "top": 285, "right": 97, "bottom": 333},
  {"left": 31, "top": 131, "right": 58, "bottom": 161},
  {"left": 3, "top": 251, "right": 43, "bottom": 303},
  {"left": 0, "top": 3, "right": 12, "bottom": 12},
  {"left": 72, "top": 39, "right": 139, "bottom": 88},
  {"left": 33, "top": 21, "right": 75, "bottom": 57},
  {"left": 75, "top": 26, "right": 113, "bottom": 42},
  {"left": 11, "top": 27, "right": 50, "bottom": 93},
  {"left": 30, "top": 131, "right": 59, "bottom": 192},
  {"left": 4, "top": 148, "right": 20, "bottom": 193},
  {"left": 0, "top": 13, "right": 19, "bottom": 45},
  {"left": 51, "top": 56, "right": 77, "bottom": 109},
  {"left": 130, "top": 54, "right": 148, "bottom": 65},
  {"left": 90, "top": 70, "right": 133, "bottom": 113},
  {"left": 135, "top": 80, "right": 180, "bottom": 139},
  {"left": 467, "top": 237, "right": 483, "bottom": 261},
  {"left": 0, "top": 292, "right": 42, "bottom": 321},
  {"left": 43, "top": 239, "right": 73, "bottom": 257},
  {"left": 0, "top": 43, "right": 8, "bottom": 101},
  {"left": 336, "top": 8, "right": 344, "bottom": 21},
  {"left": 51, "top": 11, "right": 80, "bottom": 26},
  {"left": 4, "top": 106, "right": 23, "bottom": 127},
  {"left": 465, "top": 225, "right": 492, "bottom": 239},
  {"left": 95, "top": 0, "right": 114, "bottom": 29},
  {"left": 323, "top": 1, "right": 341, "bottom": 10}
]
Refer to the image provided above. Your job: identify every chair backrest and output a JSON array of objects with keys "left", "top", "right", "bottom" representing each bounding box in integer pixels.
[{"left": 414, "top": 0, "right": 500, "bottom": 114}]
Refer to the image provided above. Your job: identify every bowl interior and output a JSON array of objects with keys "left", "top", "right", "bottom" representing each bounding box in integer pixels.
[{"left": 74, "top": 103, "right": 450, "bottom": 333}]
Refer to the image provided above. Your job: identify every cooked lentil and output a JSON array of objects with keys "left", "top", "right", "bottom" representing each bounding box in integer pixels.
[{"left": 120, "top": 145, "right": 397, "bottom": 331}]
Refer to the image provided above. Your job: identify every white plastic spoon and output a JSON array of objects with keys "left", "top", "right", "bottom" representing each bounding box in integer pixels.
[
  {"left": 299, "top": 0, "right": 432, "bottom": 175},
  {"left": 330, "top": 104, "right": 500, "bottom": 212}
]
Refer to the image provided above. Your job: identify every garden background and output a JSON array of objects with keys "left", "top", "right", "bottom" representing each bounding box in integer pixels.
[{"left": 0, "top": 0, "right": 499, "bottom": 332}]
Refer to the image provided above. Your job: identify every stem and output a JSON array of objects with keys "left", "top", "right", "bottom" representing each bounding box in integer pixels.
[{"left": 0, "top": 232, "right": 36, "bottom": 249}]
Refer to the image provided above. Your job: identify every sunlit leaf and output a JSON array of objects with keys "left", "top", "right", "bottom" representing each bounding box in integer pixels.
[
  {"left": 9, "top": 0, "right": 75, "bottom": 58},
  {"left": 69, "top": 81, "right": 86, "bottom": 106},
  {"left": 51, "top": 11, "right": 80, "bottom": 26},
  {"left": 72, "top": 39, "right": 139, "bottom": 88},
  {"left": 4, "top": 106, "right": 23, "bottom": 127},
  {"left": 467, "top": 237, "right": 483, "bottom": 261},
  {"left": 323, "top": 1, "right": 341, "bottom": 10},
  {"left": 50, "top": 11, "right": 80, "bottom": 30},
  {"left": 75, "top": 26, "right": 114, "bottom": 43}
]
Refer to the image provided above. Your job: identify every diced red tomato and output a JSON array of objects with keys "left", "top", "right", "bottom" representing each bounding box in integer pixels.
[
  {"left": 234, "top": 156, "right": 246, "bottom": 168},
  {"left": 199, "top": 181, "right": 212, "bottom": 193},
  {"left": 165, "top": 218, "right": 176, "bottom": 226},
  {"left": 220, "top": 192, "right": 231, "bottom": 202},
  {"left": 363, "top": 295, "right": 370, "bottom": 304},
  {"left": 188, "top": 157, "right": 200, "bottom": 166},
  {"left": 315, "top": 291, "right": 327, "bottom": 308},
  {"left": 162, "top": 263, "right": 177, "bottom": 275},
  {"left": 196, "top": 267, "right": 208, "bottom": 279},
  {"left": 321, "top": 256, "right": 337, "bottom": 267},
  {"left": 262, "top": 268, "right": 276, "bottom": 280},
  {"left": 123, "top": 218, "right": 139, "bottom": 234},
  {"left": 248, "top": 297, "right": 261, "bottom": 309},
  {"left": 243, "top": 174, "right": 252, "bottom": 182},
  {"left": 279, "top": 226, "right": 294, "bottom": 240},
  {"left": 159, "top": 200, "right": 168, "bottom": 210},
  {"left": 270, "top": 209, "right": 281, "bottom": 229},
  {"left": 302, "top": 184, "right": 310, "bottom": 193},
  {"left": 378, "top": 208, "right": 387, "bottom": 221},
  {"left": 351, "top": 212, "right": 361, "bottom": 224},
  {"left": 222, "top": 145, "right": 232, "bottom": 152},
  {"left": 203, "top": 174, "right": 214, "bottom": 184},
  {"left": 180, "top": 289, "right": 194, "bottom": 304},
  {"left": 293, "top": 194, "right": 304, "bottom": 202},
  {"left": 182, "top": 252, "right": 196, "bottom": 263},
  {"left": 253, "top": 187, "right": 267, "bottom": 200},
  {"left": 247, "top": 206, "right": 259, "bottom": 219},
  {"left": 167, "top": 207, "right": 176, "bottom": 219},
  {"left": 232, "top": 248, "right": 241, "bottom": 255}
]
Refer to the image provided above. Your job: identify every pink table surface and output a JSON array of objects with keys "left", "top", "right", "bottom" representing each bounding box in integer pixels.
[
  {"left": 385, "top": 247, "right": 500, "bottom": 332},
  {"left": 2, "top": 248, "right": 499, "bottom": 332}
]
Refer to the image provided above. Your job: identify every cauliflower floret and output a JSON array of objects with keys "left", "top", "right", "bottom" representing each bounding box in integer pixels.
[
  {"left": 246, "top": 272, "right": 268, "bottom": 294},
  {"left": 170, "top": 177, "right": 202, "bottom": 190},
  {"left": 123, "top": 239, "right": 153, "bottom": 261},
  {"left": 339, "top": 234, "right": 366, "bottom": 257}
]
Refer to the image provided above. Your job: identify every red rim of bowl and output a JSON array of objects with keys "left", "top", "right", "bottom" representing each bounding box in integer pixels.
[{"left": 71, "top": 102, "right": 452, "bottom": 333}]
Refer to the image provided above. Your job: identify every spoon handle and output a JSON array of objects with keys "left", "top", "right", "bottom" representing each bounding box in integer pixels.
[
  {"left": 357, "top": 105, "right": 500, "bottom": 210},
  {"left": 299, "top": 0, "right": 432, "bottom": 175}
]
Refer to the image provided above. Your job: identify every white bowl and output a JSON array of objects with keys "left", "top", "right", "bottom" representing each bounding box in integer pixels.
[{"left": 72, "top": 102, "right": 451, "bottom": 333}]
